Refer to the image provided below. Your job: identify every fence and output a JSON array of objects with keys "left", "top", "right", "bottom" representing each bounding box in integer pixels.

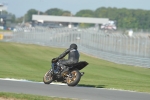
[{"left": 1, "top": 27, "right": 150, "bottom": 68}]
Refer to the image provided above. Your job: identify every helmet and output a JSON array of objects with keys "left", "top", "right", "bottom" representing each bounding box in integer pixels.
[{"left": 70, "top": 43, "right": 77, "bottom": 49}]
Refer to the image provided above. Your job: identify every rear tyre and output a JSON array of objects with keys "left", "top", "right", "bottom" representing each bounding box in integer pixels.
[
  {"left": 43, "top": 70, "right": 53, "bottom": 84},
  {"left": 66, "top": 69, "right": 81, "bottom": 86}
]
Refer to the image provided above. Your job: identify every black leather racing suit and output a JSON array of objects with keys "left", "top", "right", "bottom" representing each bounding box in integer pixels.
[{"left": 57, "top": 48, "right": 80, "bottom": 66}]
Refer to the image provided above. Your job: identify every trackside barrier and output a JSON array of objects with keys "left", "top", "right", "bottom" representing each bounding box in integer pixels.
[{"left": 2, "top": 27, "right": 150, "bottom": 68}]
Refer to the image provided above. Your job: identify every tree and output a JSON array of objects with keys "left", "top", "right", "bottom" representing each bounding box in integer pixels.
[
  {"left": 25, "top": 9, "right": 38, "bottom": 22},
  {"left": 19, "top": 7, "right": 150, "bottom": 29},
  {"left": 0, "top": 11, "right": 16, "bottom": 23},
  {"left": 45, "top": 8, "right": 63, "bottom": 16},
  {"left": 95, "top": 7, "right": 108, "bottom": 18},
  {"left": 15, "top": 16, "right": 23, "bottom": 23},
  {"left": 75, "top": 9, "right": 94, "bottom": 17},
  {"left": 62, "top": 11, "right": 71, "bottom": 16}
]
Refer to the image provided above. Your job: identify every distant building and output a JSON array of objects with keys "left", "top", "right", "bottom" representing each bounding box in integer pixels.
[
  {"left": 0, "top": 3, "right": 8, "bottom": 29},
  {"left": 32, "top": 15, "right": 109, "bottom": 28}
]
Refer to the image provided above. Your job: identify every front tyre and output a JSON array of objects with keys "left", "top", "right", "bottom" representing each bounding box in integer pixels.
[
  {"left": 67, "top": 69, "right": 81, "bottom": 86},
  {"left": 43, "top": 70, "right": 53, "bottom": 84}
]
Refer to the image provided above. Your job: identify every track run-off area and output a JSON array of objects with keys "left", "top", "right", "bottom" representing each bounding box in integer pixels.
[{"left": 0, "top": 78, "right": 150, "bottom": 100}]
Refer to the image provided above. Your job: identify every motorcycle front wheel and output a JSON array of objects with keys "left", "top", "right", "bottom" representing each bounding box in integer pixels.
[
  {"left": 43, "top": 70, "right": 53, "bottom": 84},
  {"left": 66, "top": 69, "right": 81, "bottom": 86}
]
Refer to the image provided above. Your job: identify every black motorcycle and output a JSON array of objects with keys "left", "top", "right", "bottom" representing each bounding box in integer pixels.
[{"left": 43, "top": 58, "right": 88, "bottom": 86}]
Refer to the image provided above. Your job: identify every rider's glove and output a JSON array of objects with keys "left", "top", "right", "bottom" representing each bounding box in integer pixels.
[{"left": 52, "top": 58, "right": 58, "bottom": 63}]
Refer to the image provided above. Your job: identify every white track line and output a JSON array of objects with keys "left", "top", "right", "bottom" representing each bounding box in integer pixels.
[{"left": 0, "top": 78, "right": 66, "bottom": 85}]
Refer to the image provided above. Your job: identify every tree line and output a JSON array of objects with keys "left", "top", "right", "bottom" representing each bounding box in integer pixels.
[{"left": 5, "top": 7, "right": 150, "bottom": 29}]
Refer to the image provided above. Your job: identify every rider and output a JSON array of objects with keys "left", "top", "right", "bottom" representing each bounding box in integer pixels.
[{"left": 53, "top": 43, "right": 80, "bottom": 75}]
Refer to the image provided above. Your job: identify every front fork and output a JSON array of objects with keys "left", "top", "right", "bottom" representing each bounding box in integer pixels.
[
  {"left": 51, "top": 63, "right": 59, "bottom": 74},
  {"left": 51, "top": 63, "right": 55, "bottom": 71}
]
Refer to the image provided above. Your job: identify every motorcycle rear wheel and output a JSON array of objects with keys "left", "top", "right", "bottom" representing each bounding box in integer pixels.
[
  {"left": 66, "top": 69, "right": 81, "bottom": 86},
  {"left": 43, "top": 70, "right": 53, "bottom": 84}
]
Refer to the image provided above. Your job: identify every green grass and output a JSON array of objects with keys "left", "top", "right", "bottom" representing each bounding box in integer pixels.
[
  {"left": 0, "top": 42, "right": 150, "bottom": 93},
  {"left": 0, "top": 92, "right": 73, "bottom": 100}
]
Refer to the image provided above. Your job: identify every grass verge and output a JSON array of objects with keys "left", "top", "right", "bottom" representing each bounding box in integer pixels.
[
  {"left": 0, "top": 92, "right": 73, "bottom": 100},
  {"left": 0, "top": 42, "right": 150, "bottom": 93}
]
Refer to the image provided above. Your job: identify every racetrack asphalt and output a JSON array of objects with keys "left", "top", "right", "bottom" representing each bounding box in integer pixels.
[{"left": 0, "top": 79, "right": 150, "bottom": 100}]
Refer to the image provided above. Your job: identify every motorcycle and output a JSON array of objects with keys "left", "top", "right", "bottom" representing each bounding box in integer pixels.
[{"left": 43, "top": 58, "right": 88, "bottom": 86}]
